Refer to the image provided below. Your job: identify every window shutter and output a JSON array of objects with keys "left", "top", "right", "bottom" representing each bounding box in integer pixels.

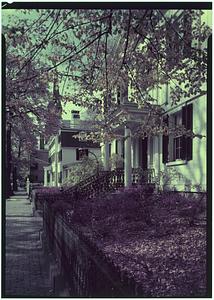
[
  {"left": 162, "top": 115, "right": 169, "bottom": 163},
  {"left": 181, "top": 106, "right": 187, "bottom": 160},
  {"left": 109, "top": 143, "right": 111, "bottom": 157},
  {"left": 186, "top": 103, "right": 193, "bottom": 160},
  {"left": 181, "top": 103, "right": 193, "bottom": 160},
  {"left": 76, "top": 149, "right": 79, "bottom": 160}
]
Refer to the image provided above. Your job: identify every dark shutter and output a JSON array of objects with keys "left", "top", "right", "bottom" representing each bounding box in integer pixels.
[
  {"left": 181, "top": 103, "right": 193, "bottom": 160},
  {"left": 162, "top": 115, "right": 169, "bottom": 163},
  {"left": 115, "top": 140, "right": 118, "bottom": 154},
  {"left": 109, "top": 143, "right": 111, "bottom": 157},
  {"left": 181, "top": 106, "right": 187, "bottom": 160},
  {"left": 76, "top": 149, "right": 80, "bottom": 160},
  {"left": 186, "top": 103, "right": 193, "bottom": 160}
]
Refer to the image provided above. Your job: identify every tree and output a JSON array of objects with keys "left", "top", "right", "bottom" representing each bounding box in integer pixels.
[
  {"left": 2, "top": 8, "right": 211, "bottom": 190},
  {"left": 3, "top": 12, "right": 62, "bottom": 195}
]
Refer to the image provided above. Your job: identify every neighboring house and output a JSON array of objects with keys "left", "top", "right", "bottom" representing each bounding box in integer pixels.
[
  {"left": 44, "top": 110, "right": 101, "bottom": 187},
  {"left": 100, "top": 10, "right": 211, "bottom": 192},
  {"left": 29, "top": 137, "right": 49, "bottom": 183}
]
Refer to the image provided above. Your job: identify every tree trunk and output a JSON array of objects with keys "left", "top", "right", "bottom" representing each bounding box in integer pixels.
[{"left": 13, "top": 166, "right": 18, "bottom": 192}]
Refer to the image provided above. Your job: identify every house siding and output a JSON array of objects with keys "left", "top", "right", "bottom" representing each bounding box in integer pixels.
[{"left": 157, "top": 94, "right": 207, "bottom": 191}]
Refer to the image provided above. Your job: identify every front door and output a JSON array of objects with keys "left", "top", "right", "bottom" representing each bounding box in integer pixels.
[{"left": 141, "top": 138, "right": 148, "bottom": 170}]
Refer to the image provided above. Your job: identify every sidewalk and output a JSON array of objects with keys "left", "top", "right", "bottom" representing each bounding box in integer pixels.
[{"left": 4, "top": 191, "right": 52, "bottom": 297}]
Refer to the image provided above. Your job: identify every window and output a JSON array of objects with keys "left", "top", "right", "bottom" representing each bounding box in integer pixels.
[
  {"left": 73, "top": 114, "right": 80, "bottom": 119},
  {"left": 162, "top": 103, "right": 193, "bottom": 163},
  {"left": 76, "top": 148, "right": 88, "bottom": 161},
  {"left": 58, "top": 150, "right": 62, "bottom": 162},
  {"left": 47, "top": 172, "right": 50, "bottom": 183},
  {"left": 174, "top": 136, "right": 182, "bottom": 160},
  {"left": 172, "top": 110, "right": 183, "bottom": 160},
  {"left": 58, "top": 172, "right": 62, "bottom": 183}
]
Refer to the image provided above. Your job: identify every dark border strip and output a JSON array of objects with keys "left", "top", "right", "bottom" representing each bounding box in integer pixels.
[
  {"left": 207, "top": 33, "right": 212, "bottom": 298},
  {"left": 1, "top": 34, "right": 6, "bottom": 299},
  {"left": 1, "top": 2, "right": 212, "bottom": 10}
]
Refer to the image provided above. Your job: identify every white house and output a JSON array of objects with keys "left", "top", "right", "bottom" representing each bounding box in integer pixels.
[
  {"left": 100, "top": 9, "right": 211, "bottom": 192},
  {"left": 44, "top": 110, "right": 101, "bottom": 187}
]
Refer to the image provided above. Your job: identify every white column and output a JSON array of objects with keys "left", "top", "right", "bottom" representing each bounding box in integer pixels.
[
  {"left": 148, "top": 136, "right": 154, "bottom": 168},
  {"left": 131, "top": 139, "right": 134, "bottom": 168},
  {"left": 44, "top": 168, "right": 48, "bottom": 187},
  {"left": 50, "top": 172, "right": 53, "bottom": 187},
  {"left": 103, "top": 142, "right": 109, "bottom": 171},
  {"left": 124, "top": 126, "right": 132, "bottom": 187},
  {"left": 55, "top": 137, "right": 58, "bottom": 186},
  {"left": 26, "top": 178, "right": 30, "bottom": 195}
]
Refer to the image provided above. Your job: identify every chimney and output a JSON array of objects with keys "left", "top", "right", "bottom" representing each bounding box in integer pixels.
[{"left": 71, "top": 110, "right": 80, "bottom": 126}]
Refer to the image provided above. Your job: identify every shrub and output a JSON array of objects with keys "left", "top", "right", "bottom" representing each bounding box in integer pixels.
[{"left": 63, "top": 156, "right": 103, "bottom": 187}]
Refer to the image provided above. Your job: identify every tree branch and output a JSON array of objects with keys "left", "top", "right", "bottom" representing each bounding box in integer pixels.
[
  {"left": 16, "top": 10, "right": 61, "bottom": 76},
  {"left": 122, "top": 9, "right": 132, "bottom": 66},
  {"left": 16, "top": 30, "right": 109, "bottom": 83}
]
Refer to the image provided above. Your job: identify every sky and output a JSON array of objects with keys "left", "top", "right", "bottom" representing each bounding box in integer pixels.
[{"left": 2, "top": 8, "right": 90, "bottom": 120}]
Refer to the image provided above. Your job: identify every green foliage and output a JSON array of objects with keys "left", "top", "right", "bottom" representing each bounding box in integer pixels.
[
  {"left": 63, "top": 156, "right": 103, "bottom": 187},
  {"left": 109, "top": 153, "right": 124, "bottom": 169}
]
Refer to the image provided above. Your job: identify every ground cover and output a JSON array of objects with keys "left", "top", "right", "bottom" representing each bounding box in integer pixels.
[{"left": 61, "top": 189, "right": 207, "bottom": 297}]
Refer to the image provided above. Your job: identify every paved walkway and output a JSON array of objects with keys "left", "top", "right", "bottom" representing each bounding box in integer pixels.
[{"left": 5, "top": 191, "right": 52, "bottom": 297}]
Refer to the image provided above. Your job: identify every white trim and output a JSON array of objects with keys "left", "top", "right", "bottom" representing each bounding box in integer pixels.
[{"left": 166, "top": 159, "right": 187, "bottom": 167}]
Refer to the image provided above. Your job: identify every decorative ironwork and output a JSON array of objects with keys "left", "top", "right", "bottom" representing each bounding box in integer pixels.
[{"left": 63, "top": 168, "right": 155, "bottom": 202}]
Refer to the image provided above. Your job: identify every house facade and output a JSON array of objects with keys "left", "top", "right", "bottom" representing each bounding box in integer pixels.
[
  {"left": 44, "top": 110, "right": 101, "bottom": 187},
  {"left": 29, "top": 136, "right": 49, "bottom": 183},
  {"left": 100, "top": 10, "right": 211, "bottom": 192}
]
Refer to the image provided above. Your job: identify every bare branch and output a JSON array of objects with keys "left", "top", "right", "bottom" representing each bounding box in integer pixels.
[
  {"left": 16, "top": 10, "right": 61, "bottom": 76},
  {"left": 122, "top": 10, "right": 132, "bottom": 66},
  {"left": 16, "top": 30, "right": 109, "bottom": 83}
]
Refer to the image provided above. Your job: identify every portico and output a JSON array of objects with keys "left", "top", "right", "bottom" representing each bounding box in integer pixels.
[{"left": 102, "top": 102, "right": 153, "bottom": 187}]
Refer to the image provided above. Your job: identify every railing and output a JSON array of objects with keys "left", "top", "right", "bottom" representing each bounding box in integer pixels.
[
  {"left": 43, "top": 201, "right": 145, "bottom": 297},
  {"left": 63, "top": 170, "right": 122, "bottom": 198},
  {"left": 132, "top": 168, "right": 155, "bottom": 185},
  {"left": 63, "top": 168, "right": 155, "bottom": 200}
]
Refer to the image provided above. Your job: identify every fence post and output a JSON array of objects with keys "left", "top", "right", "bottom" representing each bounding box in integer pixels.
[{"left": 26, "top": 178, "right": 30, "bottom": 196}]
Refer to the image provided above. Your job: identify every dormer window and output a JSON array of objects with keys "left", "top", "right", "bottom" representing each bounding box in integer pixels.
[
  {"left": 73, "top": 114, "right": 80, "bottom": 119},
  {"left": 71, "top": 110, "right": 80, "bottom": 119}
]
